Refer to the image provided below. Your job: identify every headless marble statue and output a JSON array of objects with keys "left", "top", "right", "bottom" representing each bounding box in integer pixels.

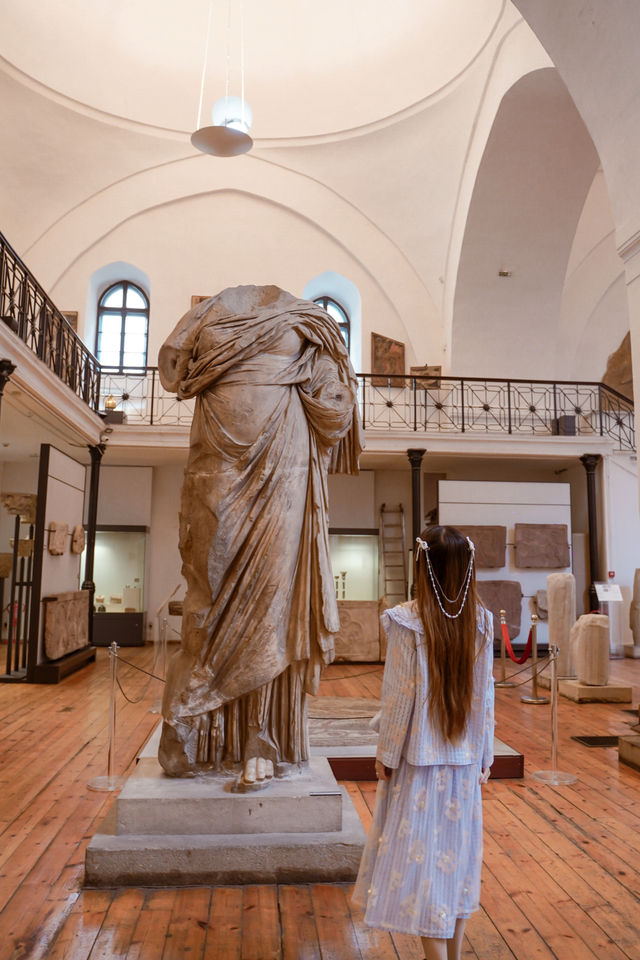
[{"left": 157, "top": 285, "right": 361, "bottom": 786}]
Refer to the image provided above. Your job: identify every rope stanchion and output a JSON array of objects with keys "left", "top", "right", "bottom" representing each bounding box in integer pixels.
[
  {"left": 88, "top": 641, "right": 127, "bottom": 792},
  {"left": 521, "top": 614, "right": 549, "bottom": 705},
  {"left": 532, "top": 643, "right": 577, "bottom": 786},
  {"left": 501, "top": 620, "right": 532, "bottom": 665},
  {"left": 495, "top": 610, "right": 516, "bottom": 687}
]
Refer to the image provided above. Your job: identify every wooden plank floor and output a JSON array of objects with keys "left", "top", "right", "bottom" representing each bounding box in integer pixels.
[{"left": 1, "top": 645, "right": 640, "bottom": 959}]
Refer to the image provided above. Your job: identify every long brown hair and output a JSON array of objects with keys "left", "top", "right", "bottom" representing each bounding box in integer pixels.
[{"left": 415, "top": 525, "right": 478, "bottom": 743}]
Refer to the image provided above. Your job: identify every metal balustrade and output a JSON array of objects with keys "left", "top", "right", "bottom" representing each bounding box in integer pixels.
[
  {"left": 0, "top": 233, "right": 101, "bottom": 409},
  {"left": 0, "top": 228, "right": 633, "bottom": 451},
  {"left": 100, "top": 368, "right": 635, "bottom": 451}
]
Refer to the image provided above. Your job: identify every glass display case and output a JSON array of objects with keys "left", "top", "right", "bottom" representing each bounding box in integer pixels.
[
  {"left": 329, "top": 530, "right": 379, "bottom": 601},
  {"left": 91, "top": 525, "right": 147, "bottom": 646}
]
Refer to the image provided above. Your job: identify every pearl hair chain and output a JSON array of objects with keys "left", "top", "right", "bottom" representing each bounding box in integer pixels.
[{"left": 415, "top": 536, "right": 475, "bottom": 620}]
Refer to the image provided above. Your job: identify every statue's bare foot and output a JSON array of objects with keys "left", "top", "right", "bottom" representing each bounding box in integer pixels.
[{"left": 236, "top": 757, "right": 274, "bottom": 791}]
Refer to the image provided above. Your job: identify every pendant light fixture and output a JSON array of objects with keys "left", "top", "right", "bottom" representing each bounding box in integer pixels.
[{"left": 191, "top": 0, "right": 253, "bottom": 157}]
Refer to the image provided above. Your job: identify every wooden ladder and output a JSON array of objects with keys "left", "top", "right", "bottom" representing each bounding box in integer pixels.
[{"left": 380, "top": 503, "right": 408, "bottom": 606}]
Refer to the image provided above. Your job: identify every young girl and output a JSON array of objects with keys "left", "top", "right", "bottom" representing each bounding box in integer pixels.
[{"left": 352, "top": 525, "right": 495, "bottom": 960}]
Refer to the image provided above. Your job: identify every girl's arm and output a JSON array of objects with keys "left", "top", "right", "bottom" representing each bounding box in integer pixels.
[{"left": 376, "top": 616, "right": 416, "bottom": 772}]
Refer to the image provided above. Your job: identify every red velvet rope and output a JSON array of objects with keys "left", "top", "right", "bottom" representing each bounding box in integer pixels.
[{"left": 501, "top": 621, "right": 532, "bottom": 664}]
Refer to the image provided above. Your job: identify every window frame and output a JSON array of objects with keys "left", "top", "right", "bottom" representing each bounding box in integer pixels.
[
  {"left": 96, "top": 280, "right": 149, "bottom": 370},
  {"left": 314, "top": 295, "right": 350, "bottom": 352}
]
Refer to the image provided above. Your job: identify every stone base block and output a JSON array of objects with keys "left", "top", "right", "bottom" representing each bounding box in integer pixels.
[
  {"left": 618, "top": 734, "right": 640, "bottom": 772},
  {"left": 624, "top": 645, "right": 640, "bottom": 659},
  {"left": 86, "top": 786, "right": 366, "bottom": 887},
  {"left": 557, "top": 679, "right": 633, "bottom": 702},
  {"left": 117, "top": 757, "right": 342, "bottom": 835},
  {"left": 537, "top": 673, "right": 576, "bottom": 690}
]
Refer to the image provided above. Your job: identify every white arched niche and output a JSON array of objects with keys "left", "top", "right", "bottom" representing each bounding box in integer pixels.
[
  {"left": 84, "top": 261, "right": 151, "bottom": 355},
  {"left": 302, "top": 271, "right": 362, "bottom": 372}
]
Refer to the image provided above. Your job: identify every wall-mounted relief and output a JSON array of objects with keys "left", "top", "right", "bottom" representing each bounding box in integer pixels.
[
  {"left": 409, "top": 364, "right": 441, "bottom": 389},
  {"left": 43, "top": 590, "right": 90, "bottom": 659},
  {"left": 476, "top": 579, "right": 523, "bottom": 640},
  {"left": 455, "top": 525, "right": 506, "bottom": 568},
  {"left": 535, "top": 589, "right": 549, "bottom": 621},
  {"left": 1, "top": 493, "right": 37, "bottom": 523},
  {"left": 10, "top": 539, "right": 34, "bottom": 557},
  {"left": 71, "top": 524, "right": 86, "bottom": 555},
  {"left": 371, "top": 332, "right": 405, "bottom": 386},
  {"left": 47, "top": 521, "right": 69, "bottom": 556},
  {"left": 191, "top": 295, "right": 211, "bottom": 308},
  {"left": 514, "top": 523, "right": 570, "bottom": 568},
  {"left": 0, "top": 553, "right": 12, "bottom": 578}
]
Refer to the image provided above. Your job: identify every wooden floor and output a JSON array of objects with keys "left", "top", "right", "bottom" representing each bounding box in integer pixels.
[{"left": 1, "top": 644, "right": 640, "bottom": 960}]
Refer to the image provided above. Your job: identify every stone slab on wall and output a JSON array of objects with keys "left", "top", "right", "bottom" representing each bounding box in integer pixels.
[
  {"left": 43, "top": 590, "right": 89, "bottom": 660},
  {"left": 476, "top": 580, "right": 523, "bottom": 641},
  {"left": 514, "top": 523, "right": 570, "bottom": 568},
  {"left": 334, "top": 600, "right": 381, "bottom": 661},
  {"left": 455, "top": 525, "right": 506, "bottom": 568}
]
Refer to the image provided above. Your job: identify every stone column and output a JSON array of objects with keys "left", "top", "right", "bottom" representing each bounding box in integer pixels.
[
  {"left": 579, "top": 453, "right": 602, "bottom": 612},
  {"left": 82, "top": 443, "right": 105, "bottom": 645},
  {"left": 0, "top": 358, "right": 16, "bottom": 424},
  {"left": 407, "top": 448, "right": 426, "bottom": 545}
]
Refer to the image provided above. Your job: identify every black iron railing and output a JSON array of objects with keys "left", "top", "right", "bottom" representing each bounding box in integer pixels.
[
  {"left": 0, "top": 227, "right": 632, "bottom": 451},
  {"left": 99, "top": 367, "right": 635, "bottom": 451},
  {"left": 0, "top": 232, "right": 101, "bottom": 408}
]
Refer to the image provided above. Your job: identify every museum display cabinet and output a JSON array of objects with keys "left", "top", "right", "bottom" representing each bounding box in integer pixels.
[
  {"left": 91, "top": 525, "right": 147, "bottom": 647},
  {"left": 329, "top": 529, "right": 384, "bottom": 661}
]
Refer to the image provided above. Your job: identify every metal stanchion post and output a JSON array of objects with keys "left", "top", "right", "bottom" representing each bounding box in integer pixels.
[
  {"left": 495, "top": 609, "right": 516, "bottom": 688},
  {"left": 532, "top": 643, "right": 576, "bottom": 785},
  {"left": 88, "top": 641, "right": 126, "bottom": 791},
  {"left": 521, "top": 614, "right": 549, "bottom": 705}
]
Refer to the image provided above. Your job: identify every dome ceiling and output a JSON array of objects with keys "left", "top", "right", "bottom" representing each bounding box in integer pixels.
[{"left": 0, "top": 0, "right": 505, "bottom": 140}]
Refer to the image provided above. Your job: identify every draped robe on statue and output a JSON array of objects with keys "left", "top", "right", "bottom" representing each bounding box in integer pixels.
[{"left": 157, "top": 285, "right": 361, "bottom": 777}]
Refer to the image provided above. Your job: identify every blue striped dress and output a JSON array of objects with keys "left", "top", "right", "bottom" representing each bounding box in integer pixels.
[{"left": 352, "top": 601, "right": 495, "bottom": 938}]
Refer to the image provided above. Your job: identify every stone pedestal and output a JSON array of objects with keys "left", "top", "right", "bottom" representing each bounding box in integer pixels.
[
  {"left": 557, "top": 679, "right": 632, "bottom": 702},
  {"left": 85, "top": 756, "right": 366, "bottom": 886},
  {"left": 619, "top": 734, "right": 640, "bottom": 771}
]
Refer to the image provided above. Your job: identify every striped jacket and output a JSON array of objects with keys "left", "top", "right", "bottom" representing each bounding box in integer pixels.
[{"left": 376, "top": 601, "right": 495, "bottom": 770}]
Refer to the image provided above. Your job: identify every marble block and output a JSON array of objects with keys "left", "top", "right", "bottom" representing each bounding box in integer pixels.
[
  {"left": 558, "top": 679, "right": 632, "bottom": 703},
  {"left": 570, "top": 613, "right": 610, "bottom": 685},
  {"left": 85, "top": 755, "right": 366, "bottom": 886},
  {"left": 116, "top": 757, "right": 343, "bottom": 836},
  {"left": 547, "top": 572, "right": 576, "bottom": 677}
]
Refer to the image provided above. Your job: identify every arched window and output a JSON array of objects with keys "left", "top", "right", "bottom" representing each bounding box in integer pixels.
[
  {"left": 96, "top": 281, "right": 149, "bottom": 369},
  {"left": 314, "top": 295, "right": 350, "bottom": 352}
]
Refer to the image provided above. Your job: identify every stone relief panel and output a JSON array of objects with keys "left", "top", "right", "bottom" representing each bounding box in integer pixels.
[
  {"left": 455, "top": 525, "right": 506, "bottom": 568},
  {"left": 334, "top": 600, "right": 381, "bottom": 662},
  {"left": 476, "top": 580, "right": 523, "bottom": 641},
  {"left": 47, "top": 521, "right": 69, "bottom": 556},
  {"left": 1, "top": 493, "right": 37, "bottom": 523},
  {"left": 43, "top": 590, "right": 90, "bottom": 659},
  {"left": 71, "top": 524, "right": 86, "bottom": 555},
  {"left": 514, "top": 523, "right": 570, "bottom": 568}
]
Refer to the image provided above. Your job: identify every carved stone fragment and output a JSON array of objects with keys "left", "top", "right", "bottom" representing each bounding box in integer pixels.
[
  {"left": 0, "top": 553, "right": 12, "bottom": 578},
  {"left": 43, "top": 590, "right": 90, "bottom": 659},
  {"left": 535, "top": 589, "right": 549, "bottom": 621},
  {"left": 514, "top": 523, "right": 570, "bottom": 568},
  {"left": 476, "top": 580, "right": 523, "bottom": 640},
  {"left": 334, "top": 600, "right": 380, "bottom": 662},
  {"left": 547, "top": 572, "right": 576, "bottom": 676},
  {"left": 570, "top": 613, "right": 610, "bottom": 685},
  {"left": 71, "top": 524, "right": 86, "bottom": 555},
  {"left": 455, "top": 525, "right": 506, "bottom": 568},
  {"left": 1, "top": 493, "right": 37, "bottom": 523},
  {"left": 10, "top": 539, "right": 34, "bottom": 558},
  {"left": 47, "top": 521, "right": 69, "bottom": 556}
]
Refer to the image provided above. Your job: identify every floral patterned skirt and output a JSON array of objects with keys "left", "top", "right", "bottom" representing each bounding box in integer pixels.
[{"left": 352, "top": 758, "right": 483, "bottom": 938}]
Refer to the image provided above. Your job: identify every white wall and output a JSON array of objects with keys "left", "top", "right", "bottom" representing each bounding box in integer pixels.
[
  {"left": 439, "top": 479, "right": 573, "bottom": 648},
  {"left": 96, "top": 466, "right": 153, "bottom": 526},
  {"left": 328, "top": 472, "right": 375, "bottom": 529},
  {"left": 147, "top": 463, "right": 185, "bottom": 643},
  {"left": 601, "top": 453, "right": 640, "bottom": 651}
]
